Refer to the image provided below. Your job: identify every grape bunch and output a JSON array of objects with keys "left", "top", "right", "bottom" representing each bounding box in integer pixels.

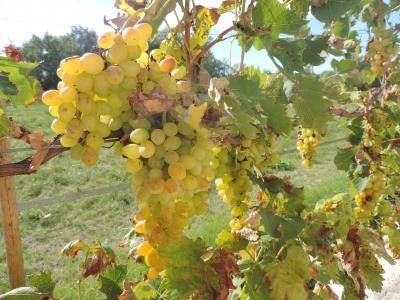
[
  {"left": 354, "top": 171, "right": 385, "bottom": 219},
  {"left": 213, "top": 131, "right": 278, "bottom": 231},
  {"left": 367, "top": 28, "right": 397, "bottom": 76},
  {"left": 297, "top": 127, "right": 320, "bottom": 168},
  {"left": 129, "top": 118, "right": 214, "bottom": 278},
  {"left": 41, "top": 22, "right": 190, "bottom": 166}
]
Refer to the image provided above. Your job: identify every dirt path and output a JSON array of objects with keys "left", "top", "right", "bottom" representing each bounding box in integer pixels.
[{"left": 367, "top": 259, "right": 400, "bottom": 300}]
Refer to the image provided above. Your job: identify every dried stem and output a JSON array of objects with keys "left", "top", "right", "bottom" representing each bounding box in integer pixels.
[
  {"left": 328, "top": 106, "right": 365, "bottom": 118},
  {"left": 184, "top": 0, "right": 191, "bottom": 66}
]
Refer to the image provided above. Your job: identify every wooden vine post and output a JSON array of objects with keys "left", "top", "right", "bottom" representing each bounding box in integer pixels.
[{"left": 0, "top": 136, "right": 25, "bottom": 288}]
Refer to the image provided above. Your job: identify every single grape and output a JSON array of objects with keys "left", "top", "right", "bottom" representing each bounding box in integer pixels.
[
  {"left": 130, "top": 128, "right": 150, "bottom": 144},
  {"left": 81, "top": 146, "right": 99, "bottom": 166},
  {"left": 60, "top": 56, "right": 83, "bottom": 75},
  {"left": 163, "top": 122, "right": 178, "bottom": 136},
  {"left": 168, "top": 162, "right": 186, "bottom": 180},
  {"left": 51, "top": 119, "right": 66, "bottom": 134},
  {"left": 60, "top": 134, "right": 78, "bottom": 147},
  {"left": 123, "top": 144, "right": 141, "bottom": 159},
  {"left": 105, "top": 65, "right": 124, "bottom": 85},
  {"left": 150, "top": 129, "right": 166, "bottom": 145},
  {"left": 42, "top": 90, "right": 62, "bottom": 106},
  {"left": 139, "top": 140, "right": 156, "bottom": 158},
  {"left": 58, "top": 102, "right": 76, "bottom": 122},
  {"left": 80, "top": 53, "right": 104, "bottom": 75},
  {"left": 163, "top": 136, "right": 181, "bottom": 151},
  {"left": 86, "top": 132, "right": 103, "bottom": 149},
  {"left": 97, "top": 31, "right": 115, "bottom": 49}
]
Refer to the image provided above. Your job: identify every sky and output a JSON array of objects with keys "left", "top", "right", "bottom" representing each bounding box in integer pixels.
[{"left": 0, "top": 0, "right": 373, "bottom": 72}]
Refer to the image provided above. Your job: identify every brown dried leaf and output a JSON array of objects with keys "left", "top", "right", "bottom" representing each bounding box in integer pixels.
[
  {"left": 83, "top": 251, "right": 105, "bottom": 278},
  {"left": 246, "top": 210, "right": 261, "bottom": 227},
  {"left": 119, "top": 280, "right": 137, "bottom": 300},
  {"left": 29, "top": 131, "right": 50, "bottom": 172},
  {"left": 236, "top": 227, "right": 259, "bottom": 241},
  {"left": 129, "top": 87, "right": 177, "bottom": 117},
  {"left": 61, "top": 240, "right": 88, "bottom": 257},
  {"left": 10, "top": 119, "right": 31, "bottom": 144},
  {"left": 209, "top": 249, "right": 239, "bottom": 300}
]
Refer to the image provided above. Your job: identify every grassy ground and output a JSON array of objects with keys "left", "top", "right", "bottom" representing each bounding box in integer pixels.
[{"left": 0, "top": 102, "right": 350, "bottom": 298}]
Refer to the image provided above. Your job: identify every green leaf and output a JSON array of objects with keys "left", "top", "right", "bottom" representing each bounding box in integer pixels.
[
  {"left": 260, "top": 98, "right": 292, "bottom": 135},
  {"left": 0, "top": 112, "right": 11, "bottom": 138},
  {"left": 331, "top": 59, "right": 357, "bottom": 73},
  {"left": 270, "top": 39, "right": 306, "bottom": 73},
  {"left": 0, "top": 287, "right": 41, "bottom": 300},
  {"left": 291, "top": 76, "right": 331, "bottom": 132},
  {"left": 0, "top": 57, "right": 38, "bottom": 105},
  {"left": 333, "top": 17, "right": 350, "bottom": 38},
  {"left": 98, "top": 264, "right": 127, "bottom": 299},
  {"left": 145, "top": 0, "right": 177, "bottom": 38},
  {"left": 334, "top": 147, "right": 357, "bottom": 171},
  {"left": 28, "top": 271, "right": 56, "bottom": 294},
  {"left": 303, "top": 36, "right": 329, "bottom": 66},
  {"left": 252, "top": 0, "right": 307, "bottom": 38},
  {"left": 133, "top": 282, "right": 157, "bottom": 300},
  {"left": 311, "top": 0, "right": 359, "bottom": 23}
]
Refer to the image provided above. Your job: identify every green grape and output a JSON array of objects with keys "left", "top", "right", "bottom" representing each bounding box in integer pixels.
[
  {"left": 148, "top": 168, "right": 163, "bottom": 179},
  {"left": 179, "top": 154, "right": 196, "bottom": 169},
  {"left": 163, "top": 122, "right": 178, "bottom": 137},
  {"left": 121, "top": 77, "right": 138, "bottom": 90},
  {"left": 150, "top": 129, "right": 166, "bottom": 145},
  {"left": 75, "top": 73, "right": 94, "bottom": 93},
  {"left": 58, "top": 102, "right": 76, "bottom": 122},
  {"left": 85, "top": 132, "right": 103, "bottom": 149},
  {"left": 130, "top": 119, "right": 151, "bottom": 130},
  {"left": 297, "top": 127, "right": 320, "bottom": 168},
  {"left": 148, "top": 156, "right": 164, "bottom": 169},
  {"left": 123, "top": 144, "right": 141, "bottom": 159},
  {"left": 130, "top": 128, "right": 149, "bottom": 144},
  {"left": 80, "top": 53, "right": 104, "bottom": 75},
  {"left": 95, "top": 122, "right": 111, "bottom": 137},
  {"left": 82, "top": 114, "right": 100, "bottom": 132},
  {"left": 70, "top": 144, "right": 83, "bottom": 160},
  {"left": 120, "top": 110, "right": 135, "bottom": 122},
  {"left": 109, "top": 118, "right": 123, "bottom": 130},
  {"left": 139, "top": 140, "right": 156, "bottom": 158},
  {"left": 127, "top": 45, "right": 141, "bottom": 59},
  {"left": 120, "top": 60, "right": 140, "bottom": 77},
  {"left": 106, "top": 44, "right": 128, "bottom": 64},
  {"left": 142, "top": 80, "right": 157, "bottom": 93},
  {"left": 108, "top": 93, "right": 123, "bottom": 109},
  {"left": 163, "top": 136, "right": 181, "bottom": 151},
  {"left": 164, "top": 151, "right": 179, "bottom": 164},
  {"left": 94, "top": 72, "right": 111, "bottom": 97},
  {"left": 105, "top": 66, "right": 124, "bottom": 85}
]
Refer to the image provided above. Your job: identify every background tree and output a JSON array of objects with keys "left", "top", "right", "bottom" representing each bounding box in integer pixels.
[{"left": 22, "top": 26, "right": 98, "bottom": 90}]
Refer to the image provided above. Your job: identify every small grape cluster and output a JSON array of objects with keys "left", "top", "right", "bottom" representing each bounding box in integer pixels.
[
  {"left": 297, "top": 127, "right": 320, "bottom": 168},
  {"left": 129, "top": 118, "right": 214, "bottom": 279},
  {"left": 213, "top": 132, "right": 278, "bottom": 231},
  {"left": 354, "top": 171, "right": 385, "bottom": 219},
  {"left": 367, "top": 28, "right": 397, "bottom": 75},
  {"left": 41, "top": 22, "right": 190, "bottom": 166}
]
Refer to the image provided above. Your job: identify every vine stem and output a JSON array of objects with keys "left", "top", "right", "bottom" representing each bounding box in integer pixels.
[{"left": 184, "top": 0, "right": 191, "bottom": 66}]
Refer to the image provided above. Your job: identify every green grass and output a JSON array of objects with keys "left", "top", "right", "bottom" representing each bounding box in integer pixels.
[{"left": 0, "top": 102, "right": 350, "bottom": 297}]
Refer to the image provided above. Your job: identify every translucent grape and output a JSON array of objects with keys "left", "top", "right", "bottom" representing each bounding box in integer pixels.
[
  {"left": 123, "top": 144, "right": 141, "bottom": 159},
  {"left": 130, "top": 128, "right": 150, "bottom": 144},
  {"left": 80, "top": 53, "right": 104, "bottom": 75}
]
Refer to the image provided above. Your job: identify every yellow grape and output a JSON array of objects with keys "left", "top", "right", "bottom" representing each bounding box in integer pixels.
[
  {"left": 60, "top": 134, "right": 79, "bottom": 147},
  {"left": 65, "top": 119, "right": 84, "bottom": 138},
  {"left": 139, "top": 140, "right": 156, "bottom": 158},
  {"left": 76, "top": 94, "right": 95, "bottom": 113},
  {"left": 126, "top": 158, "right": 143, "bottom": 173},
  {"left": 163, "top": 122, "right": 178, "bottom": 137},
  {"left": 94, "top": 72, "right": 111, "bottom": 97},
  {"left": 168, "top": 162, "right": 186, "bottom": 180},
  {"left": 134, "top": 23, "right": 153, "bottom": 41},
  {"left": 163, "top": 136, "right": 181, "bottom": 151},
  {"left": 122, "top": 27, "right": 141, "bottom": 46},
  {"left": 70, "top": 144, "right": 83, "bottom": 160},
  {"left": 97, "top": 31, "right": 115, "bottom": 49},
  {"left": 123, "top": 144, "right": 141, "bottom": 159},
  {"left": 49, "top": 105, "right": 59, "bottom": 117},
  {"left": 58, "top": 103, "right": 76, "bottom": 122},
  {"left": 59, "top": 86, "right": 78, "bottom": 103},
  {"left": 42, "top": 90, "right": 62, "bottom": 106},
  {"left": 164, "top": 178, "right": 180, "bottom": 194},
  {"left": 95, "top": 122, "right": 111, "bottom": 138},
  {"left": 81, "top": 146, "right": 99, "bottom": 166},
  {"left": 51, "top": 119, "right": 66, "bottom": 134},
  {"left": 61, "top": 72, "right": 77, "bottom": 86},
  {"left": 80, "top": 53, "right": 104, "bottom": 75},
  {"left": 164, "top": 151, "right": 179, "bottom": 164},
  {"left": 159, "top": 57, "right": 176, "bottom": 73},
  {"left": 148, "top": 178, "right": 165, "bottom": 194},
  {"left": 127, "top": 45, "right": 142, "bottom": 59},
  {"left": 96, "top": 101, "right": 112, "bottom": 115},
  {"left": 82, "top": 114, "right": 100, "bottom": 132},
  {"left": 56, "top": 67, "right": 63, "bottom": 79},
  {"left": 109, "top": 118, "right": 123, "bottom": 131},
  {"left": 60, "top": 56, "right": 83, "bottom": 75},
  {"left": 105, "top": 66, "right": 124, "bottom": 85},
  {"left": 121, "top": 77, "right": 138, "bottom": 90}
]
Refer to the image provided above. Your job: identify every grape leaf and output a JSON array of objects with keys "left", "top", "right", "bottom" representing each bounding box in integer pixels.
[
  {"left": 28, "top": 271, "right": 56, "bottom": 294},
  {"left": 144, "top": 0, "right": 177, "bottom": 37},
  {"left": 290, "top": 75, "right": 331, "bottom": 132},
  {"left": 333, "top": 16, "right": 350, "bottom": 38},
  {"left": 252, "top": 0, "right": 307, "bottom": 38},
  {"left": 269, "top": 39, "right": 306, "bottom": 73},
  {"left": 98, "top": 264, "right": 127, "bottom": 299},
  {"left": 0, "top": 110, "right": 11, "bottom": 138},
  {"left": 334, "top": 147, "right": 357, "bottom": 171},
  {"left": 133, "top": 281, "right": 157, "bottom": 299},
  {"left": 311, "top": 0, "right": 359, "bottom": 23},
  {"left": 303, "top": 35, "right": 329, "bottom": 66},
  {"left": 0, "top": 57, "right": 38, "bottom": 106}
]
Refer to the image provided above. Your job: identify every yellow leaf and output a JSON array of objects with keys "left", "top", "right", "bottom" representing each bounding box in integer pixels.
[{"left": 186, "top": 103, "right": 207, "bottom": 130}]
